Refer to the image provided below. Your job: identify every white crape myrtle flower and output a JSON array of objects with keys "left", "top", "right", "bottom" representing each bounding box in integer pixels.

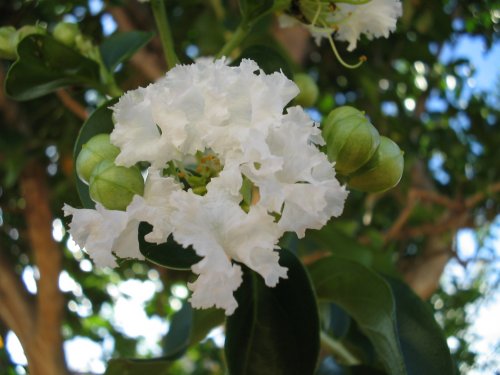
[
  {"left": 334, "top": 0, "right": 403, "bottom": 51},
  {"left": 279, "top": 0, "right": 402, "bottom": 51},
  {"left": 66, "top": 58, "right": 349, "bottom": 315}
]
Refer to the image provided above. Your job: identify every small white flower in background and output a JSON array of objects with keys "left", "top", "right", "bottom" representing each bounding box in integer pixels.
[
  {"left": 334, "top": 0, "right": 403, "bottom": 51},
  {"left": 279, "top": 0, "right": 403, "bottom": 51},
  {"left": 65, "top": 58, "right": 348, "bottom": 315}
]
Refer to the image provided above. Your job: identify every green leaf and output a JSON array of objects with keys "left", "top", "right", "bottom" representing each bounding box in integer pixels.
[
  {"left": 308, "top": 225, "right": 374, "bottom": 267},
  {"left": 239, "top": 0, "right": 275, "bottom": 23},
  {"left": 73, "top": 99, "right": 118, "bottom": 209},
  {"left": 100, "top": 31, "right": 154, "bottom": 72},
  {"left": 189, "top": 307, "right": 225, "bottom": 346},
  {"left": 308, "top": 256, "right": 406, "bottom": 375},
  {"left": 316, "top": 357, "right": 387, "bottom": 375},
  {"left": 162, "top": 302, "right": 192, "bottom": 359},
  {"left": 104, "top": 305, "right": 224, "bottom": 374},
  {"left": 138, "top": 223, "right": 201, "bottom": 270},
  {"left": 235, "top": 45, "right": 293, "bottom": 79},
  {"left": 387, "top": 278, "right": 455, "bottom": 375},
  {"left": 225, "top": 249, "right": 320, "bottom": 375},
  {"left": 5, "top": 34, "right": 100, "bottom": 100},
  {"left": 104, "top": 358, "right": 170, "bottom": 375}
]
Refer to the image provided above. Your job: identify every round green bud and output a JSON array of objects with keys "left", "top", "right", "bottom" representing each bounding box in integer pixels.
[
  {"left": 322, "top": 106, "right": 380, "bottom": 176},
  {"left": 294, "top": 73, "right": 319, "bottom": 107},
  {"left": 76, "top": 134, "right": 120, "bottom": 184},
  {"left": 89, "top": 160, "right": 145, "bottom": 211},
  {"left": 0, "top": 26, "right": 18, "bottom": 59},
  {"left": 348, "top": 136, "right": 404, "bottom": 193},
  {"left": 53, "top": 22, "right": 80, "bottom": 47},
  {"left": 17, "top": 24, "right": 46, "bottom": 41}
]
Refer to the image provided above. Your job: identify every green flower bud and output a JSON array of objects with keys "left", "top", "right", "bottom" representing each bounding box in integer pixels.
[
  {"left": 0, "top": 26, "right": 18, "bottom": 60},
  {"left": 76, "top": 134, "right": 120, "bottom": 184},
  {"left": 294, "top": 73, "right": 319, "bottom": 107},
  {"left": 17, "top": 24, "right": 46, "bottom": 41},
  {"left": 322, "top": 106, "right": 380, "bottom": 175},
  {"left": 348, "top": 136, "right": 404, "bottom": 193},
  {"left": 53, "top": 22, "right": 80, "bottom": 47},
  {"left": 89, "top": 160, "right": 145, "bottom": 211}
]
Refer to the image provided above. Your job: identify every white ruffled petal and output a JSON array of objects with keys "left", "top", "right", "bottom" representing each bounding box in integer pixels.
[
  {"left": 171, "top": 189, "right": 285, "bottom": 315},
  {"left": 126, "top": 169, "right": 181, "bottom": 244},
  {"left": 63, "top": 204, "right": 144, "bottom": 267},
  {"left": 335, "top": 0, "right": 403, "bottom": 51}
]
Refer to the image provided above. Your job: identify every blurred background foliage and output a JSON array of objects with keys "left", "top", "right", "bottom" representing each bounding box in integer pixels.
[{"left": 0, "top": 0, "right": 499, "bottom": 374}]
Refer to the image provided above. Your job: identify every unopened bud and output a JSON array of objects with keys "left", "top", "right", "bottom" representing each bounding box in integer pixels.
[
  {"left": 89, "top": 160, "right": 144, "bottom": 211},
  {"left": 322, "top": 106, "right": 380, "bottom": 175},
  {"left": 347, "top": 136, "right": 404, "bottom": 193},
  {"left": 294, "top": 73, "right": 319, "bottom": 107},
  {"left": 76, "top": 134, "right": 120, "bottom": 184},
  {"left": 53, "top": 22, "right": 80, "bottom": 47}
]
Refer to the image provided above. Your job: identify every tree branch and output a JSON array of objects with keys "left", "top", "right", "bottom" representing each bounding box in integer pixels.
[
  {"left": 56, "top": 90, "right": 88, "bottom": 120},
  {"left": 0, "top": 251, "right": 35, "bottom": 346},
  {"left": 20, "top": 160, "right": 68, "bottom": 375}
]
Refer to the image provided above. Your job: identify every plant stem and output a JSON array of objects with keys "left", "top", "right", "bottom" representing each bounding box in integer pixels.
[
  {"left": 320, "top": 331, "right": 360, "bottom": 365},
  {"left": 215, "top": 23, "right": 251, "bottom": 59},
  {"left": 151, "top": 0, "right": 180, "bottom": 69}
]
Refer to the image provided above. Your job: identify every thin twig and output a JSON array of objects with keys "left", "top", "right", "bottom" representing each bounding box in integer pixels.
[{"left": 56, "top": 90, "right": 88, "bottom": 120}]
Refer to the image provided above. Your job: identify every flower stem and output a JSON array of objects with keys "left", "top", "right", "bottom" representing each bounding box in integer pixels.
[
  {"left": 320, "top": 331, "right": 360, "bottom": 365},
  {"left": 215, "top": 23, "right": 251, "bottom": 59},
  {"left": 151, "top": 0, "right": 180, "bottom": 69},
  {"left": 325, "top": 30, "right": 366, "bottom": 69}
]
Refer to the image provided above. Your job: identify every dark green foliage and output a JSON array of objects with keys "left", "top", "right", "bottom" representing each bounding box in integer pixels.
[
  {"left": 387, "top": 278, "right": 455, "bottom": 375},
  {"left": 100, "top": 31, "right": 154, "bottom": 72},
  {"left": 225, "top": 250, "right": 320, "bottom": 375},
  {"left": 5, "top": 34, "right": 100, "bottom": 100}
]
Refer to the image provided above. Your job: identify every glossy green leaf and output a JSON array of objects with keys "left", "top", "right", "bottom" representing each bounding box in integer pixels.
[
  {"left": 104, "top": 358, "right": 170, "bottom": 375},
  {"left": 163, "top": 302, "right": 192, "bottom": 359},
  {"left": 189, "top": 307, "right": 225, "bottom": 346},
  {"left": 5, "top": 34, "right": 100, "bottom": 100},
  {"left": 225, "top": 249, "right": 320, "bottom": 375},
  {"left": 235, "top": 45, "right": 293, "bottom": 79},
  {"left": 104, "top": 304, "right": 224, "bottom": 374},
  {"left": 138, "top": 223, "right": 201, "bottom": 270},
  {"left": 316, "top": 357, "right": 387, "bottom": 375},
  {"left": 100, "top": 31, "right": 154, "bottom": 71},
  {"left": 387, "top": 278, "right": 455, "bottom": 375},
  {"left": 308, "top": 225, "right": 374, "bottom": 267},
  {"left": 73, "top": 99, "right": 117, "bottom": 209},
  {"left": 239, "top": 0, "right": 274, "bottom": 23},
  {"left": 308, "top": 256, "right": 406, "bottom": 375}
]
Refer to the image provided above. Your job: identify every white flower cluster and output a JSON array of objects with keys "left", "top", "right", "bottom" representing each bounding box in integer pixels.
[
  {"left": 64, "top": 59, "right": 348, "bottom": 315},
  {"left": 280, "top": 0, "right": 403, "bottom": 51}
]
